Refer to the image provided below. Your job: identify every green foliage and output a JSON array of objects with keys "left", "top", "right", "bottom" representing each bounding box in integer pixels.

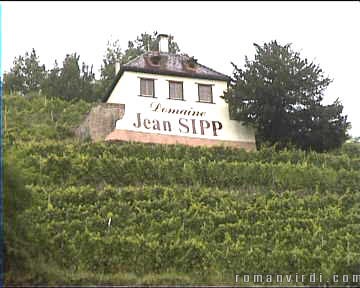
[
  {"left": 40, "top": 60, "right": 61, "bottom": 99},
  {"left": 3, "top": 153, "right": 32, "bottom": 228},
  {"left": 12, "top": 142, "right": 359, "bottom": 193},
  {"left": 3, "top": 151, "right": 33, "bottom": 279},
  {"left": 3, "top": 92, "right": 360, "bottom": 284},
  {"left": 58, "top": 53, "right": 82, "bottom": 100},
  {"left": 3, "top": 50, "right": 99, "bottom": 102},
  {"left": 3, "top": 94, "right": 92, "bottom": 144},
  {"left": 223, "top": 41, "right": 350, "bottom": 152},
  {"left": 337, "top": 142, "right": 360, "bottom": 158},
  {"left": 42, "top": 53, "right": 98, "bottom": 102},
  {"left": 3, "top": 32, "right": 181, "bottom": 102},
  {"left": 18, "top": 185, "right": 360, "bottom": 284},
  {"left": 98, "top": 39, "right": 123, "bottom": 97},
  {"left": 3, "top": 48, "right": 46, "bottom": 95}
]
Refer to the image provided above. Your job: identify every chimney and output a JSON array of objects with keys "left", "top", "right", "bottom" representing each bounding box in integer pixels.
[
  {"left": 158, "top": 34, "right": 169, "bottom": 53},
  {"left": 115, "top": 62, "right": 121, "bottom": 75}
]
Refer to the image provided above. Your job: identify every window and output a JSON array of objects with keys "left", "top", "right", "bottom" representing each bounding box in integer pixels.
[
  {"left": 140, "top": 78, "right": 155, "bottom": 97},
  {"left": 198, "top": 84, "right": 213, "bottom": 103},
  {"left": 169, "top": 81, "right": 184, "bottom": 100}
]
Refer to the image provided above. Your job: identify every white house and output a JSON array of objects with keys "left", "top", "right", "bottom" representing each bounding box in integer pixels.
[{"left": 103, "top": 34, "right": 256, "bottom": 150}]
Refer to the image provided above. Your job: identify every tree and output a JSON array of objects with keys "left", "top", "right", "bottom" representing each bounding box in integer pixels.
[
  {"left": 292, "top": 99, "right": 349, "bottom": 151},
  {"left": 222, "top": 41, "right": 350, "bottom": 152},
  {"left": 41, "top": 60, "right": 61, "bottom": 98},
  {"left": 3, "top": 48, "right": 46, "bottom": 95},
  {"left": 98, "top": 31, "right": 180, "bottom": 97},
  {"left": 2, "top": 72, "right": 20, "bottom": 95},
  {"left": 79, "top": 61, "right": 97, "bottom": 102},
  {"left": 58, "top": 53, "right": 82, "bottom": 101},
  {"left": 43, "top": 53, "right": 98, "bottom": 102},
  {"left": 98, "top": 39, "right": 123, "bottom": 97}
]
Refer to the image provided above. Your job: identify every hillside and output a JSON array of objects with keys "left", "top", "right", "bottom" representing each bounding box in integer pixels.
[{"left": 3, "top": 94, "right": 360, "bottom": 285}]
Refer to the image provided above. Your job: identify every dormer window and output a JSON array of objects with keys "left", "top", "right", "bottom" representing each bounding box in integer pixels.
[
  {"left": 139, "top": 78, "right": 155, "bottom": 97},
  {"left": 198, "top": 84, "right": 213, "bottom": 103},
  {"left": 186, "top": 56, "right": 198, "bottom": 69},
  {"left": 149, "top": 53, "right": 161, "bottom": 66}
]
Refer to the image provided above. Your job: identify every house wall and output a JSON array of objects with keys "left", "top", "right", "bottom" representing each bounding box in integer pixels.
[{"left": 107, "top": 71, "right": 255, "bottom": 147}]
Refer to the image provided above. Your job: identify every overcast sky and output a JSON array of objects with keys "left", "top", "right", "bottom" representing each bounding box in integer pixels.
[{"left": 2, "top": 1, "right": 360, "bottom": 137}]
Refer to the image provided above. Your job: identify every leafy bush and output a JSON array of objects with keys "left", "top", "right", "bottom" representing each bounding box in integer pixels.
[
  {"left": 3, "top": 93, "right": 92, "bottom": 143},
  {"left": 3, "top": 151, "right": 33, "bottom": 281}
]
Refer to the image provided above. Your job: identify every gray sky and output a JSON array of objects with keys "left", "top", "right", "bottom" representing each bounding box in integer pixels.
[{"left": 2, "top": 1, "right": 360, "bottom": 137}]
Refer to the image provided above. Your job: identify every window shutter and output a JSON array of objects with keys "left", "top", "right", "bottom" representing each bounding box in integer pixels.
[
  {"left": 169, "top": 82, "right": 183, "bottom": 100},
  {"left": 198, "top": 84, "right": 213, "bottom": 103},
  {"left": 140, "top": 78, "right": 154, "bottom": 97}
]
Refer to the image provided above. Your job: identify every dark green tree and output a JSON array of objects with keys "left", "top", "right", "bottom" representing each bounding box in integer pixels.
[
  {"left": 223, "top": 41, "right": 350, "bottom": 152},
  {"left": 3, "top": 152, "right": 33, "bottom": 279},
  {"left": 44, "top": 53, "right": 97, "bottom": 102},
  {"left": 58, "top": 53, "right": 82, "bottom": 101},
  {"left": 292, "top": 99, "right": 349, "bottom": 151},
  {"left": 3, "top": 70, "right": 23, "bottom": 95},
  {"left": 98, "top": 39, "right": 123, "bottom": 97},
  {"left": 3, "top": 48, "right": 46, "bottom": 95},
  {"left": 79, "top": 62, "right": 97, "bottom": 102},
  {"left": 41, "top": 60, "right": 61, "bottom": 98}
]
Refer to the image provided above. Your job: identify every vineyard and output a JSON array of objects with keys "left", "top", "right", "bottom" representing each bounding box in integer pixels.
[{"left": 3, "top": 94, "right": 360, "bottom": 285}]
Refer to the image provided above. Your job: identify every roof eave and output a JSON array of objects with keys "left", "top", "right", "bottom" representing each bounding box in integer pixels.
[{"left": 123, "top": 66, "right": 230, "bottom": 82}]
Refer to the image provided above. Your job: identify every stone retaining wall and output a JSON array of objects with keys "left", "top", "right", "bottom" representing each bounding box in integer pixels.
[{"left": 75, "top": 103, "right": 125, "bottom": 142}]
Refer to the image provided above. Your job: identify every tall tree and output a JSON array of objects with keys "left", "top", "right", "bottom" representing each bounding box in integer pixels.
[
  {"left": 3, "top": 49, "right": 98, "bottom": 102},
  {"left": 41, "top": 60, "right": 61, "bottom": 98},
  {"left": 58, "top": 53, "right": 82, "bottom": 101},
  {"left": 80, "top": 61, "right": 96, "bottom": 102},
  {"left": 44, "top": 53, "right": 97, "bottom": 102},
  {"left": 223, "top": 41, "right": 350, "bottom": 152},
  {"left": 4, "top": 48, "right": 46, "bottom": 95},
  {"left": 2, "top": 71, "right": 21, "bottom": 95},
  {"left": 98, "top": 39, "right": 123, "bottom": 97}
]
